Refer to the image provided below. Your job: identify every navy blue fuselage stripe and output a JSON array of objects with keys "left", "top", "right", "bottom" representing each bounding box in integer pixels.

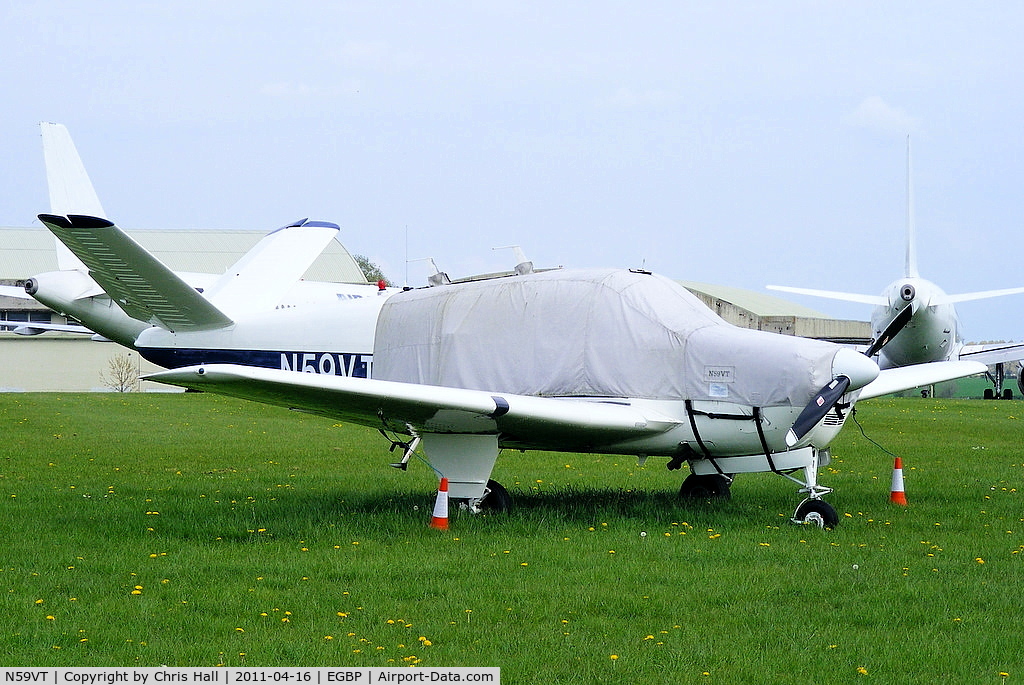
[
  {"left": 139, "top": 347, "right": 371, "bottom": 378},
  {"left": 490, "top": 396, "right": 510, "bottom": 418}
]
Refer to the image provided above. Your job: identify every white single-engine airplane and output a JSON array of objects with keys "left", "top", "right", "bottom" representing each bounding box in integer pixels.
[
  {"left": 770, "top": 139, "right": 1024, "bottom": 398},
  {"left": 145, "top": 267, "right": 985, "bottom": 527}
]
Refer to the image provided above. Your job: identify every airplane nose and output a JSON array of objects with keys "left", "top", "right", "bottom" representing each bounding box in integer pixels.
[{"left": 832, "top": 347, "right": 880, "bottom": 390}]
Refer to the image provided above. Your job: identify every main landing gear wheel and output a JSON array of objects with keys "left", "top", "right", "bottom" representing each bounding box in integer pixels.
[
  {"left": 793, "top": 499, "right": 839, "bottom": 529},
  {"left": 476, "top": 479, "right": 512, "bottom": 513},
  {"left": 679, "top": 473, "right": 732, "bottom": 500}
]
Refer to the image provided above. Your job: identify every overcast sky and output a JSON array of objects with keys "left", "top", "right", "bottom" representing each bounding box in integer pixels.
[{"left": 3, "top": 1, "right": 1023, "bottom": 341}]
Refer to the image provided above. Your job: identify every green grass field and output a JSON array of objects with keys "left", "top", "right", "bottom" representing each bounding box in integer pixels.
[{"left": 1, "top": 393, "right": 1021, "bottom": 682}]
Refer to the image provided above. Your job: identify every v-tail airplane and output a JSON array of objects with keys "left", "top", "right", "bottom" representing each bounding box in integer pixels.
[
  {"left": 8, "top": 123, "right": 400, "bottom": 375},
  {"left": 769, "top": 138, "right": 1024, "bottom": 398}
]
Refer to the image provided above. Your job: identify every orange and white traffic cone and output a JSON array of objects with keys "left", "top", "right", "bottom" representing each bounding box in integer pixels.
[
  {"left": 430, "top": 477, "right": 449, "bottom": 530},
  {"left": 890, "top": 457, "right": 908, "bottom": 506}
]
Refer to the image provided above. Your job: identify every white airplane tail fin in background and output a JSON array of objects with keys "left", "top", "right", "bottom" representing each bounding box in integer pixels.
[
  {"left": 904, "top": 135, "right": 919, "bottom": 279},
  {"left": 40, "top": 122, "right": 105, "bottom": 272}
]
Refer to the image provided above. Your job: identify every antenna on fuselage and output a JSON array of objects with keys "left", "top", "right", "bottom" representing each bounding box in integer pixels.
[{"left": 905, "top": 134, "right": 919, "bottom": 279}]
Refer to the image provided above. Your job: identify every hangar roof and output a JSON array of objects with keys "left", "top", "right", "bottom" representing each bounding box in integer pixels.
[
  {"left": 0, "top": 225, "right": 368, "bottom": 283},
  {"left": 679, "top": 280, "right": 831, "bottom": 318}
]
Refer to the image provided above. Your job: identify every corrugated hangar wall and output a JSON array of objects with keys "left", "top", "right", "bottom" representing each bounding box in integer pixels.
[{"left": 681, "top": 283, "right": 871, "bottom": 344}]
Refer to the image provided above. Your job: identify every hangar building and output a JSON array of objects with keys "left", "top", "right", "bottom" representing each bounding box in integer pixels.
[{"left": 0, "top": 226, "right": 870, "bottom": 391}]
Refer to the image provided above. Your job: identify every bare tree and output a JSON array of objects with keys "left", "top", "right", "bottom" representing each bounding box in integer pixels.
[{"left": 101, "top": 353, "right": 139, "bottom": 392}]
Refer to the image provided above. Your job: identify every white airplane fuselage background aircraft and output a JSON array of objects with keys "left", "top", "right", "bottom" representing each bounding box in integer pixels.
[{"left": 770, "top": 139, "right": 1024, "bottom": 397}]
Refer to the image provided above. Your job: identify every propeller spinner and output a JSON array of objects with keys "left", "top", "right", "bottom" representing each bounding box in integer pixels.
[{"left": 786, "top": 348, "right": 879, "bottom": 447}]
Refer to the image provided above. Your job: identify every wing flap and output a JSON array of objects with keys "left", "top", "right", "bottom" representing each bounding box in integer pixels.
[{"left": 37, "top": 214, "right": 233, "bottom": 332}]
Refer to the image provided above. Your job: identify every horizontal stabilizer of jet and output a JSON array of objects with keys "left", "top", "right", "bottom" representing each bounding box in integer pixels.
[
  {"left": 0, "top": 285, "right": 33, "bottom": 300},
  {"left": 766, "top": 285, "right": 887, "bottom": 306},
  {"left": 934, "top": 286, "right": 1024, "bottom": 305},
  {"left": 0, "top": 320, "right": 92, "bottom": 336},
  {"left": 37, "top": 214, "right": 234, "bottom": 333}
]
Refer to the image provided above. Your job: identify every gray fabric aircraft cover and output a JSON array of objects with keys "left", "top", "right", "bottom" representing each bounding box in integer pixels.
[{"left": 373, "top": 268, "right": 840, "bottom": 407}]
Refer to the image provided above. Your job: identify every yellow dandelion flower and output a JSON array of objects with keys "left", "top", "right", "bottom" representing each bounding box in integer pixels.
[
  {"left": 857, "top": 667, "right": 868, "bottom": 675},
  {"left": 45, "top": 615, "right": 55, "bottom": 621},
  {"left": 35, "top": 599, "right": 44, "bottom": 605},
  {"left": 610, "top": 654, "right": 619, "bottom": 661}
]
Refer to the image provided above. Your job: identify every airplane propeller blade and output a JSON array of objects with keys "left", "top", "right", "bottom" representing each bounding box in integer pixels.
[
  {"left": 864, "top": 303, "right": 914, "bottom": 358},
  {"left": 786, "top": 376, "right": 851, "bottom": 447}
]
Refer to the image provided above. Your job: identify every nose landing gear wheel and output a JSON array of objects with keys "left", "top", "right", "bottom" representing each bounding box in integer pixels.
[{"left": 793, "top": 498, "right": 839, "bottom": 529}]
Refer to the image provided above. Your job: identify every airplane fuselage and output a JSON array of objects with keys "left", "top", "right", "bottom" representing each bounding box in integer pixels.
[
  {"left": 132, "top": 285, "right": 394, "bottom": 375},
  {"left": 27, "top": 265, "right": 395, "bottom": 375}
]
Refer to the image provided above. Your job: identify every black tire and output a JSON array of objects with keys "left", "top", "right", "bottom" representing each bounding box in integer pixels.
[
  {"left": 1002, "top": 389, "right": 1013, "bottom": 400},
  {"left": 679, "top": 473, "right": 731, "bottom": 500},
  {"left": 984, "top": 388, "right": 995, "bottom": 400},
  {"left": 794, "top": 499, "right": 839, "bottom": 529},
  {"left": 478, "top": 479, "right": 512, "bottom": 513}
]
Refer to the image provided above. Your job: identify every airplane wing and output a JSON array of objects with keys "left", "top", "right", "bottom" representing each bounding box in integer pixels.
[
  {"left": 958, "top": 342, "right": 1024, "bottom": 365},
  {"left": 766, "top": 285, "right": 886, "bottom": 306},
  {"left": 145, "top": 360, "right": 985, "bottom": 442},
  {"left": 858, "top": 360, "right": 987, "bottom": 400},
  {"left": 143, "top": 364, "right": 681, "bottom": 445},
  {"left": 37, "top": 214, "right": 234, "bottom": 333},
  {"left": 203, "top": 219, "right": 342, "bottom": 318}
]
